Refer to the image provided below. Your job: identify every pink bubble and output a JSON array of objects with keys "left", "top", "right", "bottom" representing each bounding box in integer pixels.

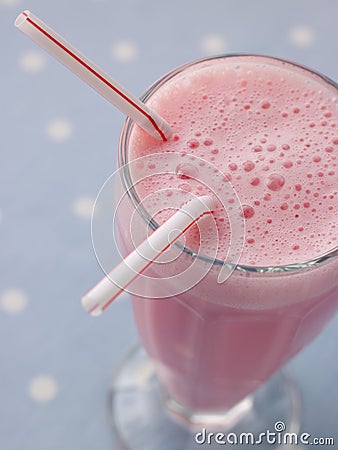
[
  {"left": 243, "top": 160, "right": 255, "bottom": 172},
  {"left": 178, "top": 183, "right": 192, "bottom": 192},
  {"left": 187, "top": 139, "right": 199, "bottom": 149},
  {"left": 313, "top": 156, "right": 321, "bottom": 163},
  {"left": 250, "top": 177, "right": 260, "bottom": 186},
  {"left": 203, "top": 138, "right": 213, "bottom": 146},
  {"left": 280, "top": 202, "right": 288, "bottom": 210},
  {"left": 267, "top": 144, "right": 276, "bottom": 152},
  {"left": 266, "top": 173, "right": 285, "bottom": 191},
  {"left": 261, "top": 101, "right": 271, "bottom": 109},
  {"left": 242, "top": 205, "right": 255, "bottom": 219},
  {"left": 283, "top": 161, "right": 293, "bottom": 169},
  {"left": 176, "top": 163, "right": 199, "bottom": 179},
  {"left": 253, "top": 145, "right": 263, "bottom": 152},
  {"left": 229, "top": 163, "right": 238, "bottom": 171}
]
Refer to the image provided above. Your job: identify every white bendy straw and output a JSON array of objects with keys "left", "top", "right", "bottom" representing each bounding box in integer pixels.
[
  {"left": 82, "top": 196, "right": 215, "bottom": 316},
  {"left": 15, "top": 10, "right": 172, "bottom": 141}
]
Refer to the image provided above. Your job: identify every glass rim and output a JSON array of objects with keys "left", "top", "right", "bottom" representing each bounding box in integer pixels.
[{"left": 118, "top": 53, "right": 338, "bottom": 274}]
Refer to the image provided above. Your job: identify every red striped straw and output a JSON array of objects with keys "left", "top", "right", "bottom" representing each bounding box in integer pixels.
[
  {"left": 15, "top": 10, "right": 172, "bottom": 141},
  {"left": 82, "top": 196, "right": 215, "bottom": 316}
]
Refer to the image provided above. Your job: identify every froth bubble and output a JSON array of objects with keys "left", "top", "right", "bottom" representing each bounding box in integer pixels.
[
  {"left": 261, "top": 101, "right": 271, "bottom": 109},
  {"left": 187, "top": 139, "right": 199, "bottom": 149},
  {"left": 229, "top": 163, "right": 238, "bottom": 171},
  {"left": 266, "top": 173, "right": 285, "bottom": 191},
  {"left": 176, "top": 163, "right": 199, "bottom": 179},
  {"left": 283, "top": 161, "right": 293, "bottom": 169},
  {"left": 178, "top": 183, "right": 192, "bottom": 192},
  {"left": 242, "top": 205, "right": 255, "bottom": 219},
  {"left": 204, "top": 138, "right": 213, "bottom": 146},
  {"left": 243, "top": 160, "right": 255, "bottom": 172},
  {"left": 250, "top": 177, "right": 260, "bottom": 186}
]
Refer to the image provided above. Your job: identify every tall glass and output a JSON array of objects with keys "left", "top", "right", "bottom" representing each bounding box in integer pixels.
[{"left": 109, "top": 55, "right": 338, "bottom": 449}]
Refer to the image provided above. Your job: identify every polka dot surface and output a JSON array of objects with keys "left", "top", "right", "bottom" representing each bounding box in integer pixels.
[
  {"left": 288, "top": 25, "right": 315, "bottom": 47},
  {"left": 3, "top": 2, "right": 338, "bottom": 448},
  {"left": 135, "top": 361, "right": 154, "bottom": 388},
  {"left": 46, "top": 119, "right": 73, "bottom": 142},
  {"left": 111, "top": 40, "right": 139, "bottom": 63},
  {"left": 0, "top": 0, "right": 21, "bottom": 6},
  {"left": 0, "top": 289, "right": 28, "bottom": 314},
  {"left": 19, "top": 50, "right": 46, "bottom": 74},
  {"left": 28, "top": 375, "right": 58, "bottom": 402},
  {"left": 72, "top": 196, "right": 95, "bottom": 219},
  {"left": 200, "top": 34, "right": 227, "bottom": 55}
]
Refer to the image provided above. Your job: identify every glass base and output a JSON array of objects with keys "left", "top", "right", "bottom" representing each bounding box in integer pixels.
[{"left": 107, "top": 344, "right": 301, "bottom": 450}]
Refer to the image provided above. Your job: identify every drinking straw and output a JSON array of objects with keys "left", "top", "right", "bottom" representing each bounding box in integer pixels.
[
  {"left": 82, "top": 196, "right": 215, "bottom": 316},
  {"left": 15, "top": 10, "right": 172, "bottom": 141}
]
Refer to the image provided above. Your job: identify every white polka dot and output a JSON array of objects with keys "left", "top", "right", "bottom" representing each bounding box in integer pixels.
[
  {"left": 201, "top": 34, "right": 227, "bottom": 55},
  {"left": 0, "top": 0, "right": 21, "bottom": 6},
  {"left": 135, "top": 361, "right": 154, "bottom": 388},
  {"left": 73, "top": 196, "right": 95, "bottom": 219},
  {"left": 111, "top": 40, "right": 139, "bottom": 63},
  {"left": 289, "top": 25, "right": 315, "bottom": 47},
  {"left": 19, "top": 50, "right": 46, "bottom": 74},
  {"left": 0, "top": 289, "right": 28, "bottom": 314},
  {"left": 46, "top": 119, "right": 73, "bottom": 142},
  {"left": 28, "top": 375, "right": 58, "bottom": 402}
]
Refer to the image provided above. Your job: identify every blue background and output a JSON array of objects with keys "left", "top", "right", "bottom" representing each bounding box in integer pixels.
[{"left": 1, "top": 0, "right": 337, "bottom": 449}]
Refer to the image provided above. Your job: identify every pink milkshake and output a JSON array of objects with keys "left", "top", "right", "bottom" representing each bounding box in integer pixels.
[{"left": 117, "top": 55, "right": 338, "bottom": 411}]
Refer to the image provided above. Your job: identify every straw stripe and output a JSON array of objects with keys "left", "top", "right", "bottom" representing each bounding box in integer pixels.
[
  {"left": 15, "top": 11, "right": 172, "bottom": 141},
  {"left": 99, "top": 209, "right": 212, "bottom": 313},
  {"left": 82, "top": 196, "right": 215, "bottom": 316}
]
